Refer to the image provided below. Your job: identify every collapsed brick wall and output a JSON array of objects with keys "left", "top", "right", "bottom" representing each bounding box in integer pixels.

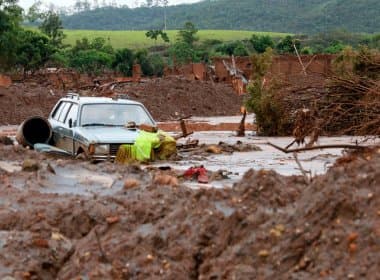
[
  {"left": 269, "top": 55, "right": 333, "bottom": 80},
  {"left": 0, "top": 74, "right": 12, "bottom": 88},
  {"left": 165, "top": 55, "right": 334, "bottom": 82}
]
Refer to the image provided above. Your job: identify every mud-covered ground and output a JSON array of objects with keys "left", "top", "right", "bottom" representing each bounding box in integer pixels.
[
  {"left": 0, "top": 76, "right": 243, "bottom": 125},
  {"left": 0, "top": 139, "right": 379, "bottom": 279}
]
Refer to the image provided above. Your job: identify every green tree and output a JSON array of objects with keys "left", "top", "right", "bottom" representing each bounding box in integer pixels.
[
  {"left": 49, "top": 50, "right": 70, "bottom": 67},
  {"left": 178, "top": 21, "right": 198, "bottom": 46},
  {"left": 69, "top": 49, "right": 113, "bottom": 74},
  {"left": 39, "top": 11, "right": 66, "bottom": 47},
  {"left": 250, "top": 35, "right": 275, "bottom": 53},
  {"left": 215, "top": 41, "right": 248, "bottom": 56},
  {"left": 160, "top": 31, "right": 169, "bottom": 43},
  {"left": 135, "top": 49, "right": 152, "bottom": 75},
  {"left": 0, "top": 0, "right": 23, "bottom": 70},
  {"left": 233, "top": 42, "right": 249, "bottom": 56},
  {"left": 112, "top": 48, "right": 134, "bottom": 76},
  {"left": 15, "top": 29, "right": 54, "bottom": 74},
  {"left": 89, "top": 37, "right": 114, "bottom": 53},
  {"left": 72, "top": 37, "right": 91, "bottom": 53},
  {"left": 134, "top": 50, "right": 165, "bottom": 76},
  {"left": 169, "top": 41, "right": 197, "bottom": 65},
  {"left": 245, "top": 48, "right": 286, "bottom": 135},
  {"left": 145, "top": 29, "right": 170, "bottom": 44},
  {"left": 146, "top": 30, "right": 160, "bottom": 42},
  {"left": 66, "top": 36, "right": 115, "bottom": 74},
  {"left": 147, "top": 54, "right": 164, "bottom": 76},
  {"left": 324, "top": 42, "right": 345, "bottom": 54},
  {"left": 276, "top": 36, "right": 301, "bottom": 54}
]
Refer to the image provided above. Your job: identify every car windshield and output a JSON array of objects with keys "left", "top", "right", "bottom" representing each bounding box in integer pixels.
[{"left": 80, "top": 103, "right": 155, "bottom": 127}]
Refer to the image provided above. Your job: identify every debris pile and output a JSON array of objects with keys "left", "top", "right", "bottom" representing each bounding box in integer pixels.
[
  {"left": 263, "top": 49, "right": 380, "bottom": 137},
  {"left": 318, "top": 49, "right": 380, "bottom": 135}
]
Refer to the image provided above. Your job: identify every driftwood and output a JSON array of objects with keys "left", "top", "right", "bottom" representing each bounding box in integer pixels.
[{"left": 267, "top": 142, "right": 367, "bottom": 153}]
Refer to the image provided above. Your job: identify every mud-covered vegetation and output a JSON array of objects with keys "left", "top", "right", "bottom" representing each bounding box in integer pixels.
[{"left": 245, "top": 47, "right": 380, "bottom": 137}]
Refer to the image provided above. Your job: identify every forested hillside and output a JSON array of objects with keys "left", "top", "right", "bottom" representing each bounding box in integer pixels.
[{"left": 61, "top": 0, "right": 380, "bottom": 33}]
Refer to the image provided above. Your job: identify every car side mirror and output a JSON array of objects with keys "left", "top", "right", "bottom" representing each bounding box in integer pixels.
[{"left": 68, "top": 119, "right": 73, "bottom": 128}]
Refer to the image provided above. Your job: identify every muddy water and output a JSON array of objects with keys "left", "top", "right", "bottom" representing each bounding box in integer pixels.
[
  {"left": 162, "top": 132, "right": 376, "bottom": 188},
  {"left": 2, "top": 117, "right": 378, "bottom": 193},
  {"left": 7, "top": 133, "right": 376, "bottom": 194}
]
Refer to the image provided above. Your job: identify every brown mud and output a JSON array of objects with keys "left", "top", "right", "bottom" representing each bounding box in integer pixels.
[
  {"left": 0, "top": 141, "right": 379, "bottom": 279},
  {"left": 0, "top": 76, "right": 243, "bottom": 125}
]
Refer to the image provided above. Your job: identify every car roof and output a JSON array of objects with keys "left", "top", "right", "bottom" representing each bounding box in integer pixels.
[{"left": 60, "top": 94, "right": 143, "bottom": 106}]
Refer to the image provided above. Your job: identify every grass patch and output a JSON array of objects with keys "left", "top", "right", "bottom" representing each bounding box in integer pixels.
[{"left": 63, "top": 29, "right": 291, "bottom": 49}]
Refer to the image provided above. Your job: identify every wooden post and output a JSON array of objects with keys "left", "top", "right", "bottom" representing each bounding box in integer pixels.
[{"left": 293, "top": 44, "right": 307, "bottom": 76}]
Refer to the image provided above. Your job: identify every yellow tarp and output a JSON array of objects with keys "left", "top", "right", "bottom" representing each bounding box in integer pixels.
[{"left": 115, "top": 130, "right": 176, "bottom": 163}]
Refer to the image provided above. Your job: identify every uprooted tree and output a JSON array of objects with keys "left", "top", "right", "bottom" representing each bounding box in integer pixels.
[{"left": 319, "top": 47, "right": 380, "bottom": 135}]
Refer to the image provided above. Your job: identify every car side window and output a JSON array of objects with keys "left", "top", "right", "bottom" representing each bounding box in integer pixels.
[
  {"left": 52, "top": 101, "right": 64, "bottom": 120},
  {"left": 65, "top": 104, "right": 78, "bottom": 126},
  {"left": 58, "top": 102, "right": 71, "bottom": 123}
]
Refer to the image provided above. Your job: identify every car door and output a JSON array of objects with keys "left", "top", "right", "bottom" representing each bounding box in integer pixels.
[
  {"left": 63, "top": 103, "right": 79, "bottom": 154},
  {"left": 51, "top": 102, "right": 76, "bottom": 154}
]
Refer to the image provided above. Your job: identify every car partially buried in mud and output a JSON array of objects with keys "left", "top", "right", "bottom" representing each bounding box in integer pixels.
[
  {"left": 49, "top": 93, "right": 157, "bottom": 160},
  {"left": 17, "top": 93, "right": 157, "bottom": 160}
]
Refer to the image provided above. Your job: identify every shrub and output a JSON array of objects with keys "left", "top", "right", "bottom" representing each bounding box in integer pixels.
[
  {"left": 245, "top": 48, "right": 288, "bottom": 135},
  {"left": 69, "top": 49, "right": 113, "bottom": 74}
]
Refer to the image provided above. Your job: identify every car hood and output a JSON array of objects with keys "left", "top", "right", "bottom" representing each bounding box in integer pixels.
[{"left": 74, "top": 126, "right": 140, "bottom": 144}]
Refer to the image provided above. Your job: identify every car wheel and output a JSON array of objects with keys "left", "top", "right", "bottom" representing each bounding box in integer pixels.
[{"left": 75, "top": 148, "right": 88, "bottom": 160}]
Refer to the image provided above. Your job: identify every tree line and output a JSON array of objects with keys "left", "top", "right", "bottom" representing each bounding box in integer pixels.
[
  {"left": 61, "top": 0, "right": 380, "bottom": 34},
  {"left": 1, "top": 0, "right": 380, "bottom": 77}
]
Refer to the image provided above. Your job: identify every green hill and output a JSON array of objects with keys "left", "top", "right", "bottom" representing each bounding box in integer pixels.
[{"left": 61, "top": 0, "right": 380, "bottom": 34}]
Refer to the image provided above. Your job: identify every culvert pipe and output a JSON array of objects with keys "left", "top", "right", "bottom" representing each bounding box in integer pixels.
[{"left": 16, "top": 116, "right": 52, "bottom": 148}]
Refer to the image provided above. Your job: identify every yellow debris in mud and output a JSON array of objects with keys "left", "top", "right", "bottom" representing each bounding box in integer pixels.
[
  {"left": 270, "top": 224, "right": 285, "bottom": 237},
  {"left": 258, "top": 250, "right": 270, "bottom": 258},
  {"left": 116, "top": 130, "right": 176, "bottom": 163}
]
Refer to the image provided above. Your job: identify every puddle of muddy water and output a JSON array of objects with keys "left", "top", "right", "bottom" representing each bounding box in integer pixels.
[
  {"left": 11, "top": 164, "right": 125, "bottom": 197},
  {"left": 44, "top": 166, "right": 125, "bottom": 196},
  {"left": 155, "top": 132, "right": 378, "bottom": 188}
]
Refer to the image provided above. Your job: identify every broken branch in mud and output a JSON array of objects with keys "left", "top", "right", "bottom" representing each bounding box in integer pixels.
[
  {"left": 267, "top": 142, "right": 367, "bottom": 153},
  {"left": 94, "top": 229, "right": 110, "bottom": 263},
  {"left": 293, "top": 152, "right": 311, "bottom": 184}
]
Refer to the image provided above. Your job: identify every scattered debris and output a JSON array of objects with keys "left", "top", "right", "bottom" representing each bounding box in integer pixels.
[
  {"left": 0, "top": 135, "right": 13, "bottom": 145},
  {"left": 123, "top": 178, "right": 141, "bottom": 189},
  {"left": 153, "top": 174, "right": 179, "bottom": 187},
  {"left": 0, "top": 138, "right": 379, "bottom": 278},
  {"left": 183, "top": 166, "right": 209, "bottom": 183},
  {"left": 205, "top": 144, "right": 222, "bottom": 154},
  {"left": 22, "top": 159, "right": 40, "bottom": 172},
  {"left": 0, "top": 161, "right": 21, "bottom": 173},
  {"left": 174, "top": 115, "right": 193, "bottom": 139},
  {"left": 236, "top": 107, "right": 247, "bottom": 136}
]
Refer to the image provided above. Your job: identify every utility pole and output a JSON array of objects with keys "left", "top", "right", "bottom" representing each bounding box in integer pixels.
[{"left": 162, "top": 0, "right": 168, "bottom": 30}]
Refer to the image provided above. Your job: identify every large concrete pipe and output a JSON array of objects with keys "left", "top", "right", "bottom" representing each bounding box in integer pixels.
[{"left": 16, "top": 116, "right": 52, "bottom": 148}]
